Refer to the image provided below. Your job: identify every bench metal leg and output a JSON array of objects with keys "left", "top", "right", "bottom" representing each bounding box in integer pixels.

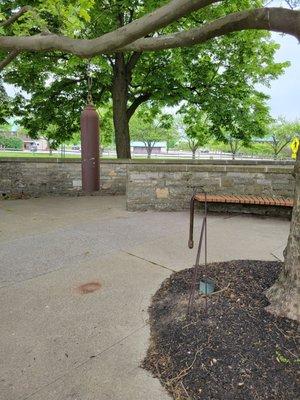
[{"left": 188, "top": 194, "right": 196, "bottom": 249}]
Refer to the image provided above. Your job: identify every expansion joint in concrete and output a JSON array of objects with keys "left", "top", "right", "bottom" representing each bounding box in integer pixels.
[
  {"left": 122, "top": 251, "right": 176, "bottom": 273},
  {"left": 20, "top": 324, "right": 146, "bottom": 400}
]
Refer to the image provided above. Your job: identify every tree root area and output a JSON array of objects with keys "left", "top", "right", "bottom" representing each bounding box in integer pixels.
[{"left": 142, "top": 260, "right": 299, "bottom": 400}]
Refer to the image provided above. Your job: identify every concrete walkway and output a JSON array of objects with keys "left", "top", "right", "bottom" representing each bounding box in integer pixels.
[{"left": 0, "top": 196, "right": 290, "bottom": 400}]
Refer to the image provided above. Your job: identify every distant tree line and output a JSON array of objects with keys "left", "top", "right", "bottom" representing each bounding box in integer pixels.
[{"left": 0, "top": 133, "right": 23, "bottom": 149}]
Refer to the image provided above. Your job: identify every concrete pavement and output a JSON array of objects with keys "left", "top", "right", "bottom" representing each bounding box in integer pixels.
[{"left": 0, "top": 196, "right": 290, "bottom": 400}]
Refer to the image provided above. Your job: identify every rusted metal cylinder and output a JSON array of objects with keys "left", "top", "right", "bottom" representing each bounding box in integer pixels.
[{"left": 80, "top": 104, "right": 100, "bottom": 192}]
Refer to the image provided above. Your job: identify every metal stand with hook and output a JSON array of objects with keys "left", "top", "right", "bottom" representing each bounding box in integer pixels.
[
  {"left": 87, "top": 71, "right": 93, "bottom": 105},
  {"left": 187, "top": 187, "right": 208, "bottom": 317}
]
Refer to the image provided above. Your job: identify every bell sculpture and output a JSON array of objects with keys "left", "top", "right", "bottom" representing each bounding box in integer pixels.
[{"left": 80, "top": 102, "right": 100, "bottom": 192}]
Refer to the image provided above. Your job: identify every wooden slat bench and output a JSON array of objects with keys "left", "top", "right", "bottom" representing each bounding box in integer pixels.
[{"left": 188, "top": 192, "right": 294, "bottom": 249}]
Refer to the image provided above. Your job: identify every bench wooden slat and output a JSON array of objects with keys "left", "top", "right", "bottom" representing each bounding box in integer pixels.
[
  {"left": 236, "top": 195, "right": 246, "bottom": 204},
  {"left": 285, "top": 198, "right": 294, "bottom": 207},
  {"left": 193, "top": 194, "right": 294, "bottom": 207},
  {"left": 268, "top": 198, "right": 277, "bottom": 206},
  {"left": 231, "top": 195, "right": 241, "bottom": 204}
]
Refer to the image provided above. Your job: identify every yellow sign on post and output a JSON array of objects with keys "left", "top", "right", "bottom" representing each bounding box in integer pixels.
[{"left": 291, "top": 137, "right": 299, "bottom": 159}]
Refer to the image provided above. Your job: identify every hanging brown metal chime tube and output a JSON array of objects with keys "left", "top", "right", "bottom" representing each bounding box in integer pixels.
[{"left": 80, "top": 74, "right": 100, "bottom": 193}]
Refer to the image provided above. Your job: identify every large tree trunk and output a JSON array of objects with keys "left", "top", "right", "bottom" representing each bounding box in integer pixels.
[
  {"left": 266, "top": 150, "right": 300, "bottom": 322},
  {"left": 112, "top": 53, "right": 131, "bottom": 159}
]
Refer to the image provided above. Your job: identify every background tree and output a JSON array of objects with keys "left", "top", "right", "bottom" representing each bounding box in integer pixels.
[
  {"left": 130, "top": 105, "right": 177, "bottom": 158},
  {"left": 180, "top": 107, "right": 212, "bottom": 159},
  {"left": 207, "top": 90, "right": 271, "bottom": 158},
  {"left": 268, "top": 118, "right": 300, "bottom": 159},
  {"left": 42, "top": 123, "right": 60, "bottom": 155},
  {"left": 223, "top": 135, "right": 244, "bottom": 160},
  {"left": 0, "top": 121, "right": 12, "bottom": 132},
  {"left": 0, "top": 132, "right": 23, "bottom": 150}
]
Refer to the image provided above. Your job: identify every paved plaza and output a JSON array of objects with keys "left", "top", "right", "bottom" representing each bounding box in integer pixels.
[{"left": 0, "top": 196, "right": 290, "bottom": 400}]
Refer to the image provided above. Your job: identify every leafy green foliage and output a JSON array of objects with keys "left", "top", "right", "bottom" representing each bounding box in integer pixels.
[
  {"left": 275, "top": 345, "right": 300, "bottom": 365},
  {"left": 98, "top": 104, "right": 114, "bottom": 148},
  {"left": 180, "top": 106, "right": 212, "bottom": 157},
  {"left": 178, "top": 27, "right": 285, "bottom": 150},
  {"left": 0, "top": 0, "right": 96, "bottom": 36},
  {"left": 268, "top": 118, "right": 300, "bottom": 158},
  {"left": 130, "top": 105, "right": 178, "bottom": 157},
  {"left": 42, "top": 123, "right": 60, "bottom": 150},
  {"left": 0, "top": 82, "right": 11, "bottom": 124},
  {"left": 0, "top": 133, "right": 23, "bottom": 149}
]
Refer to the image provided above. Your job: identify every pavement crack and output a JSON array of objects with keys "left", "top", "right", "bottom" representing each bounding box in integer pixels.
[
  {"left": 20, "top": 324, "right": 146, "bottom": 400},
  {"left": 122, "top": 251, "right": 176, "bottom": 273},
  {"left": 270, "top": 252, "right": 283, "bottom": 262}
]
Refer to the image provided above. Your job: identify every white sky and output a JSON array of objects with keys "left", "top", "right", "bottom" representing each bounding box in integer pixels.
[{"left": 265, "top": 32, "right": 300, "bottom": 120}]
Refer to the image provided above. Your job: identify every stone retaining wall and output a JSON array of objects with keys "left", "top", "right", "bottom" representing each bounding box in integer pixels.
[
  {"left": 0, "top": 158, "right": 127, "bottom": 196},
  {"left": 0, "top": 159, "right": 295, "bottom": 216},
  {"left": 126, "top": 161, "right": 295, "bottom": 214}
]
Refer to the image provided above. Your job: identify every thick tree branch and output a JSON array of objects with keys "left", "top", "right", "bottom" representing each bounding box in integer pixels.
[
  {"left": 127, "top": 93, "right": 151, "bottom": 120},
  {"left": 122, "top": 8, "right": 300, "bottom": 52},
  {"left": 0, "top": 7, "right": 299, "bottom": 57},
  {"left": 0, "top": 0, "right": 220, "bottom": 56},
  {"left": 0, "top": 6, "right": 30, "bottom": 28}
]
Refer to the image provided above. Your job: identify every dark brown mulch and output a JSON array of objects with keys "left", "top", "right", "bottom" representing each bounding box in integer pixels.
[{"left": 143, "top": 260, "right": 300, "bottom": 400}]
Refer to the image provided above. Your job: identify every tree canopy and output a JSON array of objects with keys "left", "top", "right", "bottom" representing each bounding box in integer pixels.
[
  {"left": 0, "top": 0, "right": 290, "bottom": 158},
  {"left": 130, "top": 105, "right": 178, "bottom": 158},
  {"left": 180, "top": 107, "right": 212, "bottom": 158},
  {"left": 268, "top": 117, "right": 300, "bottom": 158}
]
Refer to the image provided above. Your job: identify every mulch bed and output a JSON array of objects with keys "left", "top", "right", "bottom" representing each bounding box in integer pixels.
[{"left": 142, "top": 260, "right": 299, "bottom": 400}]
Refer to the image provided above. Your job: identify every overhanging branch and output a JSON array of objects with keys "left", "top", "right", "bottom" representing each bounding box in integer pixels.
[
  {"left": 121, "top": 8, "right": 300, "bottom": 52},
  {"left": 0, "top": 7, "right": 299, "bottom": 57},
  {"left": 0, "top": 0, "right": 220, "bottom": 56}
]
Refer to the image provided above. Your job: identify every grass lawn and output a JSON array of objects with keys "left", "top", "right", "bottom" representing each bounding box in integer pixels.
[
  {"left": 0, "top": 151, "right": 81, "bottom": 158},
  {"left": 0, "top": 151, "right": 195, "bottom": 161}
]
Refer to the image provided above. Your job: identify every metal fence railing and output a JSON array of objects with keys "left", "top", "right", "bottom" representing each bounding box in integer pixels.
[{"left": 0, "top": 147, "right": 292, "bottom": 162}]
